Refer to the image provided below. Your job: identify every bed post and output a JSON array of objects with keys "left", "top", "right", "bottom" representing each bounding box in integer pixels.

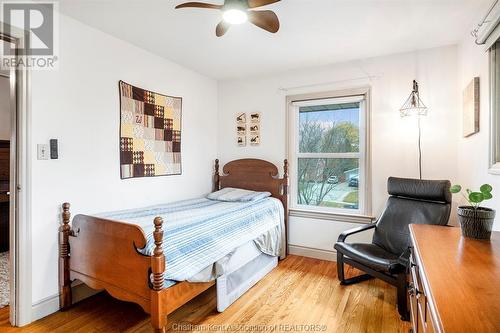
[
  {"left": 283, "top": 159, "right": 289, "bottom": 255},
  {"left": 59, "top": 202, "right": 72, "bottom": 310},
  {"left": 214, "top": 159, "right": 220, "bottom": 192},
  {"left": 150, "top": 216, "right": 167, "bottom": 333}
]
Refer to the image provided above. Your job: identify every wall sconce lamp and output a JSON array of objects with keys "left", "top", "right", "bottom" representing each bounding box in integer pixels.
[{"left": 400, "top": 80, "right": 428, "bottom": 179}]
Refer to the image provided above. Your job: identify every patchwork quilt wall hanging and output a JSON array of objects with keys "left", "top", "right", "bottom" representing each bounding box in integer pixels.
[{"left": 119, "top": 81, "right": 182, "bottom": 179}]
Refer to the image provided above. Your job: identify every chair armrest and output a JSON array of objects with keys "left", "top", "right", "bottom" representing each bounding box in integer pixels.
[{"left": 337, "top": 223, "right": 376, "bottom": 243}]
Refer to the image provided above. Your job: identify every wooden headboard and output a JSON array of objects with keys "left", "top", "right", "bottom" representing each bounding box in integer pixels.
[{"left": 213, "top": 158, "right": 289, "bottom": 251}]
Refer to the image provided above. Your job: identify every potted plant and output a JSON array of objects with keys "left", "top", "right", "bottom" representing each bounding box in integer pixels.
[{"left": 450, "top": 184, "right": 496, "bottom": 240}]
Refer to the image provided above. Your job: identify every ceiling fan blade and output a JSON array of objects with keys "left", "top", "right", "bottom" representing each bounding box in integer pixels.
[
  {"left": 175, "top": 2, "right": 223, "bottom": 10},
  {"left": 247, "top": 10, "right": 280, "bottom": 33},
  {"left": 247, "top": 0, "right": 280, "bottom": 9},
  {"left": 216, "top": 21, "right": 230, "bottom": 37}
]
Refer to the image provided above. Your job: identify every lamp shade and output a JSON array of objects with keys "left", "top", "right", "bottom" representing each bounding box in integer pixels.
[{"left": 400, "top": 80, "right": 428, "bottom": 117}]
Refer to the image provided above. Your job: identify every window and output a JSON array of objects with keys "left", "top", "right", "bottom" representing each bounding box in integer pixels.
[
  {"left": 490, "top": 41, "right": 500, "bottom": 174},
  {"left": 287, "top": 90, "right": 370, "bottom": 215}
]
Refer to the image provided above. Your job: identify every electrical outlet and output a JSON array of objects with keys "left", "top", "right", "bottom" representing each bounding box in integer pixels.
[{"left": 37, "top": 144, "right": 50, "bottom": 160}]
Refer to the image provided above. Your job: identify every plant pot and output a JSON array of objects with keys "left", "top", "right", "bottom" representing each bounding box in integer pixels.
[{"left": 457, "top": 206, "right": 496, "bottom": 240}]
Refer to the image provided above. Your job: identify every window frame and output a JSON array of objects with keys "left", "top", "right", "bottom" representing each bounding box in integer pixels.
[
  {"left": 286, "top": 87, "right": 372, "bottom": 217},
  {"left": 490, "top": 41, "right": 500, "bottom": 174}
]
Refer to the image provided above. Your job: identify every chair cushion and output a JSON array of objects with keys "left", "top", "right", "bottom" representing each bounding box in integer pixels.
[
  {"left": 334, "top": 242, "right": 405, "bottom": 273},
  {"left": 387, "top": 177, "right": 451, "bottom": 203},
  {"left": 373, "top": 197, "right": 451, "bottom": 255}
]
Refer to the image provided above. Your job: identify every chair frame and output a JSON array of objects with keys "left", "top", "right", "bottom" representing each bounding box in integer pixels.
[{"left": 336, "top": 223, "right": 409, "bottom": 321}]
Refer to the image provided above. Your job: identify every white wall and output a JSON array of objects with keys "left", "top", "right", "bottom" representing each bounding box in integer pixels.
[
  {"left": 0, "top": 76, "right": 10, "bottom": 140},
  {"left": 457, "top": 36, "right": 500, "bottom": 231},
  {"left": 218, "top": 45, "right": 460, "bottom": 254},
  {"left": 30, "top": 14, "right": 218, "bottom": 305}
]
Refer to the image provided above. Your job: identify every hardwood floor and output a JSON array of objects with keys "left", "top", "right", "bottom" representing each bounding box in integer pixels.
[{"left": 0, "top": 255, "right": 410, "bottom": 332}]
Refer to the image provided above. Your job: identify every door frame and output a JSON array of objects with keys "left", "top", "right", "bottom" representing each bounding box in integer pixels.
[{"left": 1, "top": 26, "right": 32, "bottom": 327}]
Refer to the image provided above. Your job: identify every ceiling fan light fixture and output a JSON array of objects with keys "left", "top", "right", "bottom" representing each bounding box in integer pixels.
[{"left": 223, "top": 8, "right": 248, "bottom": 24}]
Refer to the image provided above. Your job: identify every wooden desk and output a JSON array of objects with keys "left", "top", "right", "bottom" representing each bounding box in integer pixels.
[{"left": 409, "top": 224, "right": 500, "bottom": 333}]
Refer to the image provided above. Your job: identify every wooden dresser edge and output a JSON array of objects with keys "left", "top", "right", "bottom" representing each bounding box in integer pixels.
[{"left": 409, "top": 225, "right": 445, "bottom": 333}]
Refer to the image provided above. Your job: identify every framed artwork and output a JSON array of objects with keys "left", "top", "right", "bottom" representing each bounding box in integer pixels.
[
  {"left": 237, "top": 124, "right": 246, "bottom": 135},
  {"left": 250, "top": 112, "right": 261, "bottom": 123},
  {"left": 250, "top": 134, "right": 260, "bottom": 146},
  {"left": 236, "top": 112, "right": 246, "bottom": 124},
  {"left": 236, "top": 113, "right": 247, "bottom": 146},
  {"left": 119, "top": 81, "right": 182, "bottom": 179},
  {"left": 463, "top": 77, "right": 480, "bottom": 137},
  {"left": 236, "top": 112, "right": 261, "bottom": 146},
  {"left": 250, "top": 112, "right": 260, "bottom": 146}
]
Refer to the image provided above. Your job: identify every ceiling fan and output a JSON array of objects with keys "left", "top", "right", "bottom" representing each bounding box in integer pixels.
[{"left": 175, "top": 0, "right": 281, "bottom": 37}]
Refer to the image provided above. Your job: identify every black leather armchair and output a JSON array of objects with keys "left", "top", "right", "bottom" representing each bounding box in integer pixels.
[{"left": 334, "top": 177, "right": 451, "bottom": 320}]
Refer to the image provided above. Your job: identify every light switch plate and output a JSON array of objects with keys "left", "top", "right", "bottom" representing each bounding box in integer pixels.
[
  {"left": 37, "top": 144, "right": 50, "bottom": 160},
  {"left": 50, "top": 139, "right": 58, "bottom": 159}
]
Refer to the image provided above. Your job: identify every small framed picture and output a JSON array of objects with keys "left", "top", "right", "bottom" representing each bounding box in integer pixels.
[
  {"left": 463, "top": 77, "right": 480, "bottom": 137},
  {"left": 237, "top": 135, "right": 246, "bottom": 147},
  {"left": 250, "top": 112, "right": 260, "bottom": 123},
  {"left": 250, "top": 134, "right": 260, "bottom": 146},
  {"left": 249, "top": 124, "right": 259, "bottom": 133},
  {"left": 237, "top": 125, "right": 246, "bottom": 135},
  {"left": 236, "top": 112, "right": 246, "bottom": 124}
]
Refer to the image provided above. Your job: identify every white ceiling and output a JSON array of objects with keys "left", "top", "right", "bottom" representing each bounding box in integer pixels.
[{"left": 59, "top": 0, "right": 491, "bottom": 80}]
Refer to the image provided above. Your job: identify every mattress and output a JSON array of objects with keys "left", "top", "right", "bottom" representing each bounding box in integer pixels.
[{"left": 97, "top": 196, "right": 285, "bottom": 284}]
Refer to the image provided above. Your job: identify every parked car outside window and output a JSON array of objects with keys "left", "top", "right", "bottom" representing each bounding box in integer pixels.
[{"left": 349, "top": 175, "right": 359, "bottom": 187}]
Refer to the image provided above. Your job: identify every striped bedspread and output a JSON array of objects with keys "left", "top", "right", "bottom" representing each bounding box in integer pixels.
[{"left": 97, "top": 197, "right": 283, "bottom": 282}]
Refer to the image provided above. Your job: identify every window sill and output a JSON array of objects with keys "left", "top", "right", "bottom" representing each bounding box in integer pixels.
[
  {"left": 488, "top": 163, "right": 500, "bottom": 175},
  {"left": 289, "top": 208, "right": 376, "bottom": 224}
]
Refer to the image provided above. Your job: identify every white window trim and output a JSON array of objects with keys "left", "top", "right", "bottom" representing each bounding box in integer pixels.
[
  {"left": 286, "top": 87, "right": 372, "bottom": 218},
  {"left": 490, "top": 42, "right": 500, "bottom": 175}
]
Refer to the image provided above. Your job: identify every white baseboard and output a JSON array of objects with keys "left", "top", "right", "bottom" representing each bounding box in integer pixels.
[
  {"left": 31, "top": 283, "right": 100, "bottom": 322},
  {"left": 288, "top": 245, "right": 337, "bottom": 262},
  {"left": 31, "top": 295, "right": 59, "bottom": 323}
]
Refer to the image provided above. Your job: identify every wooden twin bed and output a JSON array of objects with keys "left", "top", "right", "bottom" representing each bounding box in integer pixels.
[{"left": 59, "top": 158, "right": 289, "bottom": 332}]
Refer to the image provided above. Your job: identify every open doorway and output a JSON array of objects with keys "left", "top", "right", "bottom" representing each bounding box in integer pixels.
[
  {"left": 0, "top": 66, "right": 9, "bottom": 310},
  {"left": 0, "top": 36, "right": 16, "bottom": 325},
  {"left": 0, "top": 29, "right": 32, "bottom": 327}
]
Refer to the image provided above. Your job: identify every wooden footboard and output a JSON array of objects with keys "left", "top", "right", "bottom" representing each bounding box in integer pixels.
[
  {"left": 58, "top": 158, "right": 289, "bottom": 332},
  {"left": 59, "top": 203, "right": 214, "bottom": 332}
]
